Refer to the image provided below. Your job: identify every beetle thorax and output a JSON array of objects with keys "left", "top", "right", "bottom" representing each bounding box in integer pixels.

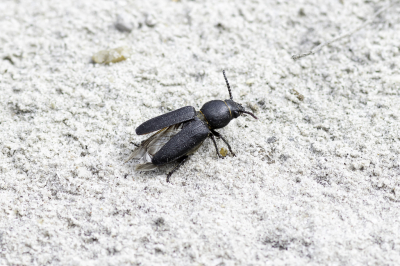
[{"left": 200, "top": 100, "right": 233, "bottom": 129}]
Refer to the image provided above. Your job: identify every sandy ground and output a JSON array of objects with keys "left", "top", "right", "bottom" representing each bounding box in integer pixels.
[{"left": 1, "top": 0, "right": 400, "bottom": 265}]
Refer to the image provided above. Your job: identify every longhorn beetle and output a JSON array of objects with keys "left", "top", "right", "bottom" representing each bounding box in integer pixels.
[{"left": 126, "top": 71, "right": 257, "bottom": 182}]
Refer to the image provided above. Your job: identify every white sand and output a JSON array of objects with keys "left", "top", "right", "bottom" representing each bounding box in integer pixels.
[{"left": 1, "top": 0, "right": 400, "bottom": 265}]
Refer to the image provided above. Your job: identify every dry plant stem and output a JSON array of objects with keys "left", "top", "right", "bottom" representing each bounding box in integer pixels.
[{"left": 292, "top": 1, "right": 400, "bottom": 61}]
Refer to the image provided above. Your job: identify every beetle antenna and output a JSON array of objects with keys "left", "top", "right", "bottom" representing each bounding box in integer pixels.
[
  {"left": 242, "top": 111, "right": 258, "bottom": 119},
  {"left": 222, "top": 70, "right": 233, "bottom": 100}
]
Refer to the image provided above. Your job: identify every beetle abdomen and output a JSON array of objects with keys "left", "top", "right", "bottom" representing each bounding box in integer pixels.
[
  {"left": 152, "top": 118, "right": 209, "bottom": 165},
  {"left": 200, "top": 100, "right": 231, "bottom": 129}
]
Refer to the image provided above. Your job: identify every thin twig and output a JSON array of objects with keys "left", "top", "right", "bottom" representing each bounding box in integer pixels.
[{"left": 292, "top": 1, "right": 399, "bottom": 61}]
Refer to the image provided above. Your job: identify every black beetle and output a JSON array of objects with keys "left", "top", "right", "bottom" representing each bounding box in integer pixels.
[{"left": 126, "top": 70, "right": 257, "bottom": 182}]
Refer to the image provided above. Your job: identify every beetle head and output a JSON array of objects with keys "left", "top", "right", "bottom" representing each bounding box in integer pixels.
[
  {"left": 225, "top": 99, "right": 257, "bottom": 119},
  {"left": 223, "top": 70, "right": 257, "bottom": 120}
]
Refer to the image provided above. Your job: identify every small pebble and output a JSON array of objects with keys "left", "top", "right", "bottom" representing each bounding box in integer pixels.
[
  {"left": 145, "top": 14, "right": 157, "bottom": 27},
  {"left": 115, "top": 15, "right": 136, "bottom": 33},
  {"left": 290, "top": 89, "right": 304, "bottom": 101},
  {"left": 220, "top": 147, "right": 228, "bottom": 157},
  {"left": 115, "top": 22, "right": 134, "bottom": 33},
  {"left": 246, "top": 78, "right": 255, "bottom": 85},
  {"left": 92, "top": 46, "right": 132, "bottom": 64}
]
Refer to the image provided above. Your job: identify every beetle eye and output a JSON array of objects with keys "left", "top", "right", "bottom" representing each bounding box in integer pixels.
[{"left": 233, "top": 110, "right": 240, "bottom": 118}]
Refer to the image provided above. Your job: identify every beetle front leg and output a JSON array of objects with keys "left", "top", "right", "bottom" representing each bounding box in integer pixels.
[
  {"left": 166, "top": 155, "right": 189, "bottom": 183},
  {"left": 210, "top": 129, "right": 236, "bottom": 157},
  {"left": 209, "top": 134, "right": 223, "bottom": 159}
]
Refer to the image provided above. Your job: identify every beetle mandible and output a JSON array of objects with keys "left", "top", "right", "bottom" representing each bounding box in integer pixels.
[{"left": 126, "top": 70, "right": 257, "bottom": 182}]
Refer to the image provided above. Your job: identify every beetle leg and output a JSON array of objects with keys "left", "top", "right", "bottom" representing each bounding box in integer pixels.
[
  {"left": 211, "top": 130, "right": 236, "bottom": 157},
  {"left": 209, "top": 134, "right": 223, "bottom": 159},
  {"left": 166, "top": 155, "right": 189, "bottom": 183}
]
